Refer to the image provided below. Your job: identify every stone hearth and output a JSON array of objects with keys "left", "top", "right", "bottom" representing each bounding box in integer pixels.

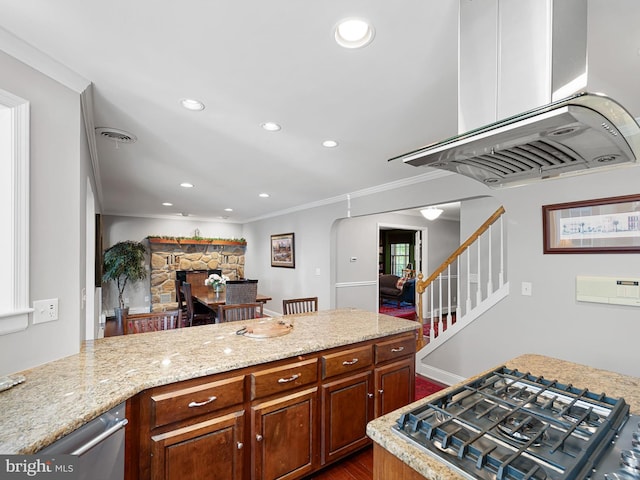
[{"left": 148, "top": 238, "right": 246, "bottom": 312}]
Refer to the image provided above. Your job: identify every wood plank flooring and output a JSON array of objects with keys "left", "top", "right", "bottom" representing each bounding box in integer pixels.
[{"left": 303, "top": 446, "right": 373, "bottom": 480}]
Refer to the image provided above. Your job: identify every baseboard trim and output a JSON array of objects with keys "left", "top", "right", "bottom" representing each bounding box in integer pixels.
[{"left": 415, "top": 363, "right": 465, "bottom": 386}]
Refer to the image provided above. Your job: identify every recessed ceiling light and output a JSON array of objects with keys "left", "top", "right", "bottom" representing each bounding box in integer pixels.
[
  {"left": 162, "top": 202, "right": 173, "bottom": 206},
  {"left": 261, "top": 122, "right": 281, "bottom": 132},
  {"left": 335, "top": 18, "right": 375, "bottom": 49},
  {"left": 322, "top": 140, "right": 339, "bottom": 148},
  {"left": 180, "top": 98, "right": 205, "bottom": 111},
  {"left": 180, "top": 182, "right": 194, "bottom": 188},
  {"left": 259, "top": 193, "right": 270, "bottom": 198},
  {"left": 224, "top": 208, "right": 233, "bottom": 212}
]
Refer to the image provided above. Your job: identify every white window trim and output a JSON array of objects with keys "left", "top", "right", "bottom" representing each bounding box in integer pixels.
[{"left": 0, "top": 89, "right": 32, "bottom": 334}]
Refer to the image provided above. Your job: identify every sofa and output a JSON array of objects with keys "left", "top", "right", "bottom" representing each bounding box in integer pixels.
[{"left": 379, "top": 274, "right": 415, "bottom": 306}]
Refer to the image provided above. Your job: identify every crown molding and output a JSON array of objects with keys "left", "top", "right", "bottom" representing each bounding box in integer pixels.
[{"left": 0, "top": 26, "right": 90, "bottom": 93}]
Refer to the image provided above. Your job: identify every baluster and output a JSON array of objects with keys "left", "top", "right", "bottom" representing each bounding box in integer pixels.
[
  {"left": 430, "top": 283, "right": 435, "bottom": 337},
  {"left": 476, "top": 239, "right": 482, "bottom": 306},
  {"left": 499, "top": 213, "right": 505, "bottom": 287},
  {"left": 466, "top": 247, "right": 472, "bottom": 314},
  {"left": 438, "top": 273, "right": 443, "bottom": 330},
  {"left": 456, "top": 257, "right": 461, "bottom": 316},
  {"left": 487, "top": 224, "right": 493, "bottom": 295},
  {"left": 446, "top": 264, "right": 452, "bottom": 325}
]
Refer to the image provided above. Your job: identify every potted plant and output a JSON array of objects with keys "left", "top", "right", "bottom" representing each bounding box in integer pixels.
[{"left": 102, "top": 240, "right": 147, "bottom": 331}]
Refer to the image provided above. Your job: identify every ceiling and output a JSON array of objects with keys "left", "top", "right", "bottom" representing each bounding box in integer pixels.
[
  {"left": 1, "top": 1, "right": 639, "bottom": 223},
  {"left": 0, "top": 1, "right": 460, "bottom": 222}
]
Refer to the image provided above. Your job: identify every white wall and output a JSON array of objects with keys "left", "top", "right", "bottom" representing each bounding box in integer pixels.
[{"left": 0, "top": 50, "right": 90, "bottom": 376}]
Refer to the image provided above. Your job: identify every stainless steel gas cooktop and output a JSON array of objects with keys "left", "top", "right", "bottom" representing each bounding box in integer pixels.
[{"left": 394, "top": 367, "right": 638, "bottom": 480}]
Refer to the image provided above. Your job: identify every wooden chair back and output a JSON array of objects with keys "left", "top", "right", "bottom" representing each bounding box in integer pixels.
[
  {"left": 185, "top": 271, "right": 209, "bottom": 296},
  {"left": 181, "top": 282, "right": 214, "bottom": 326},
  {"left": 175, "top": 279, "right": 187, "bottom": 315},
  {"left": 282, "top": 297, "right": 318, "bottom": 315},
  {"left": 217, "top": 302, "right": 263, "bottom": 323},
  {"left": 225, "top": 280, "right": 258, "bottom": 305},
  {"left": 123, "top": 310, "right": 182, "bottom": 335}
]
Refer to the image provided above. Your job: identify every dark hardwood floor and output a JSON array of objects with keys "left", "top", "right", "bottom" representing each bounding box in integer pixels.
[{"left": 303, "top": 446, "right": 373, "bottom": 480}]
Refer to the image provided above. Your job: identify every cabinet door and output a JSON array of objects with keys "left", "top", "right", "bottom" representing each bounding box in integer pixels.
[
  {"left": 375, "top": 357, "right": 415, "bottom": 417},
  {"left": 251, "top": 388, "right": 318, "bottom": 480},
  {"left": 320, "top": 370, "right": 373, "bottom": 465},
  {"left": 150, "top": 410, "right": 244, "bottom": 480}
]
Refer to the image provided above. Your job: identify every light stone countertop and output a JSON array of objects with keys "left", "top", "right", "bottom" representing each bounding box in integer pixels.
[
  {"left": 0, "top": 308, "right": 418, "bottom": 454},
  {"left": 367, "top": 354, "right": 640, "bottom": 480}
]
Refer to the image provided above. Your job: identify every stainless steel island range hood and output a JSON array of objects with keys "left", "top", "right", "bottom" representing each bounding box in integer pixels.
[
  {"left": 390, "top": 92, "right": 640, "bottom": 188},
  {"left": 391, "top": 1, "right": 640, "bottom": 188}
]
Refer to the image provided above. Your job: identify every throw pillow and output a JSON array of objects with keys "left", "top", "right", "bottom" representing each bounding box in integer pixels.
[{"left": 396, "top": 277, "right": 408, "bottom": 290}]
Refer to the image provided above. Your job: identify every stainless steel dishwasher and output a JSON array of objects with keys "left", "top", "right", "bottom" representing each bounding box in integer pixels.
[{"left": 40, "top": 402, "right": 128, "bottom": 480}]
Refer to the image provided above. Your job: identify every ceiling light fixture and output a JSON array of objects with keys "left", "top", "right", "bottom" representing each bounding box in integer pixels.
[
  {"left": 180, "top": 182, "right": 194, "bottom": 188},
  {"left": 335, "top": 18, "right": 375, "bottom": 49},
  {"left": 259, "top": 193, "right": 270, "bottom": 198},
  {"left": 420, "top": 207, "right": 444, "bottom": 221},
  {"left": 180, "top": 98, "right": 205, "bottom": 111},
  {"left": 162, "top": 202, "right": 173, "bottom": 206},
  {"left": 322, "top": 140, "right": 339, "bottom": 148},
  {"left": 224, "top": 208, "right": 233, "bottom": 212},
  {"left": 261, "top": 122, "right": 281, "bottom": 132}
]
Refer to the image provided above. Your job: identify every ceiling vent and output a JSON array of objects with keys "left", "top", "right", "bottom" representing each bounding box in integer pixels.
[{"left": 95, "top": 127, "right": 137, "bottom": 144}]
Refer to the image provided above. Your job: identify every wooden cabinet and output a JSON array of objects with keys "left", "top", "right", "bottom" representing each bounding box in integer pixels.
[
  {"left": 150, "top": 410, "right": 245, "bottom": 480},
  {"left": 131, "top": 332, "right": 416, "bottom": 480},
  {"left": 321, "top": 370, "right": 374, "bottom": 465},
  {"left": 251, "top": 388, "right": 318, "bottom": 480},
  {"left": 374, "top": 335, "right": 416, "bottom": 417}
]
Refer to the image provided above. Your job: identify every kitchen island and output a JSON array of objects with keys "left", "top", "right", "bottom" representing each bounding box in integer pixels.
[
  {"left": 367, "top": 354, "right": 640, "bottom": 480},
  {"left": 0, "top": 308, "right": 418, "bottom": 458}
]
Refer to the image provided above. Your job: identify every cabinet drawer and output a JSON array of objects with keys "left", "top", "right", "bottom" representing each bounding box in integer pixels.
[
  {"left": 321, "top": 346, "right": 373, "bottom": 379},
  {"left": 250, "top": 358, "right": 318, "bottom": 400},
  {"left": 151, "top": 375, "right": 245, "bottom": 428},
  {"left": 374, "top": 335, "right": 415, "bottom": 364}
]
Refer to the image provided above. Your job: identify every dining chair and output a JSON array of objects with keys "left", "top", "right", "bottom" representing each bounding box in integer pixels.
[
  {"left": 181, "top": 282, "right": 215, "bottom": 326},
  {"left": 282, "top": 297, "right": 318, "bottom": 315},
  {"left": 225, "top": 280, "right": 258, "bottom": 305},
  {"left": 217, "top": 302, "right": 263, "bottom": 323},
  {"left": 123, "top": 310, "right": 182, "bottom": 335}
]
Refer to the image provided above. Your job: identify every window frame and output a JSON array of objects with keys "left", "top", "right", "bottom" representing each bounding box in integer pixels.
[{"left": 0, "top": 88, "right": 32, "bottom": 334}]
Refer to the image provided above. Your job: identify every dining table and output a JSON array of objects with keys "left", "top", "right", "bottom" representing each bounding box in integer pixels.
[{"left": 193, "top": 290, "right": 272, "bottom": 310}]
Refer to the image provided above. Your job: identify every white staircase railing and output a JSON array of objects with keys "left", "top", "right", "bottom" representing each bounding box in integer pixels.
[{"left": 415, "top": 206, "right": 507, "bottom": 349}]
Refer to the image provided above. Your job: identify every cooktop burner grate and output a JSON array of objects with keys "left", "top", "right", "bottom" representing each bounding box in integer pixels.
[{"left": 394, "top": 367, "right": 630, "bottom": 480}]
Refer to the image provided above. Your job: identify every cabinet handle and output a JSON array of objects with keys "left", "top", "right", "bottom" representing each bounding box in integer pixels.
[
  {"left": 256, "top": 434, "right": 263, "bottom": 442},
  {"left": 391, "top": 346, "right": 405, "bottom": 353},
  {"left": 237, "top": 442, "right": 243, "bottom": 450},
  {"left": 367, "top": 393, "right": 374, "bottom": 398},
  {"left": 188, "top": 396, "right": 217, "bottom": 408},
  {"left": 278, "top": 373, "right": 300, "bottom": 384},
  {"left": 378, "top": 389, "right": 384, "bottom": 395},
  {"left": 342, "top": 358, "right": 359, "bottom": 366}
]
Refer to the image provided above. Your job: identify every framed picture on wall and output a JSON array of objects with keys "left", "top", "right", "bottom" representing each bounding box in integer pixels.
[
  {"left": 542, "top": 193, "right": 640, "bottom": 253},
  {"left": 271, "top": 233, "right": 295, "bottom": 268}
]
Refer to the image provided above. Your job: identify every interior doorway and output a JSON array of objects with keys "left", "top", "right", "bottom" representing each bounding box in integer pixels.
[{"left": 377, "top": 223, "right": 427, "bottom": 312}]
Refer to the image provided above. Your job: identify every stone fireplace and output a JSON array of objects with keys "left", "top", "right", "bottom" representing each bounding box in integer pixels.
[{"left": 148, "top": 238, "right": 246, "bottom": 312}]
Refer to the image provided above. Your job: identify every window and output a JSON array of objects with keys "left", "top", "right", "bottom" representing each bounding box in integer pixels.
[
  {"left": 390, "top": 243, "right": 410, "bottom": 277},
  {"left": 0, "top": 89, "right": 31, "bottom": 334}
]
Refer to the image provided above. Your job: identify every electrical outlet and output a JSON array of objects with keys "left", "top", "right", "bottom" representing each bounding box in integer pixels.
[{"left": 33, "top": 298, "right": 59, "bottom": 324}]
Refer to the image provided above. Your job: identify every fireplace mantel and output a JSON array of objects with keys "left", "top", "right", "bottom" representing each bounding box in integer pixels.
[{"left": 147, "top": 237, "right": 246, "bottom": 247}]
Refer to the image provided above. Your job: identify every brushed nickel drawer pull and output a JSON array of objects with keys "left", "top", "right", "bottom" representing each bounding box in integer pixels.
[
  {"left": 188, "top": 396, "right": 217, "bottom": 407},
  {"left": 278, "top": 373, "right": 300, "bottom": 384},
  {"left": 342, "top": 358, "right": 359, "bottom": 366},
  {"left": 391, "top": 346, "right": 405, "bottom": 352}
]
